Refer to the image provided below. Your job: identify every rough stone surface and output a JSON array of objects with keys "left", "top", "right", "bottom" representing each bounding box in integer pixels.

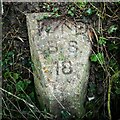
[{"left": 26, "top": 13, "right": 91, "bottom": 119}]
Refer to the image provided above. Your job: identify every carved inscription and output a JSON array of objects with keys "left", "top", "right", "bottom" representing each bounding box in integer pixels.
[
  {"left": 47, "top": 40, "right": 78, "bottom": 54},
  {"left": 36, "top": 20, "right": 89, "bottom": 86},
  {"left": 46, "top": 40, "right": 79, "bottom": 77},
  {"left": 48, "top": 40, "right": 58, "bottom": 54},
  {"left": 62, "top": 61, "right": 73, "bottom": 74},
  {"left": 55, "top": 61, "right": 73, "bottom": 75},
  {"left": 68, "top": 41, "right": 78, "bottom": 53}
]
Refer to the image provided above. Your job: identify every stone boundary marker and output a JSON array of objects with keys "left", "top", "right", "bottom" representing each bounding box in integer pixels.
[{"left": 26, "top": 13, "right": 91, "bottom": 119}]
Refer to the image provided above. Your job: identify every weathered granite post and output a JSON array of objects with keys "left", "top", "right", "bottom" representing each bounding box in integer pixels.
[{"left": 26, "top": 13, "right": 91, "bottom": 119}]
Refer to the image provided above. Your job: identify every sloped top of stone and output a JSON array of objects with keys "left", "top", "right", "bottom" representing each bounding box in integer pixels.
[{"left": 27, "top": 13, "right": 88, "bottom": 37}]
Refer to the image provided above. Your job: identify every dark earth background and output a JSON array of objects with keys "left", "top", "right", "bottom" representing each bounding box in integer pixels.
[{"left": 2, "top": 2, "right": 120, "bottom": 120}]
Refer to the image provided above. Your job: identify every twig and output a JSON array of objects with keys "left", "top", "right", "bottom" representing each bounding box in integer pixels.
[
  {"left": 0, "top": 87, "right": 35, "bottom": 108},
  {"left": 108, "top": 77, "right": 112, "bottom": 120},
  {"left": 5, "top": 97, "right": 27, "bottom": 120},
  {"left": 106, "top": 37, "right": 120, "bottom": 40},
  {"left": 89, "top": 3, "right": 112, "bottom": 18}
]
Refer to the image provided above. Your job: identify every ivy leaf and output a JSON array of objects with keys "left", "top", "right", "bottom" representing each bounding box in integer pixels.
[
  {"left": 16, "top": 80, "right": 31, "bottom": 92},
  {"left": 98, "top": 37, "right": 107, "bottom": 45},
  {"left": 108, "top": 25, "right": 117, "bottom": 34},
  {"left": 68, "top": 10, "right": 74, "bottom": 17},
  {"left": 90, "top": 54, "right": 98, "bottom": 62},
  {"left": 90, "top": 53, "right": 105, "bottom": 65},
  {"left": 96, "top": 53, "right": 105, "bottom": 64},
  {"left": 86, "top": 8, "right": 93, "bottom": 15},
  {"left": 53, "top": 7, "right": 59, "bottom": 12},
  {"left": 16, "top": 81, "right": 25, "bottom": 92},
  {"left": 13, "top": 73, "right": 19, "bottom": 80},
  {"left": 78, "top": 2, "right": 87, "bottom": 8}
]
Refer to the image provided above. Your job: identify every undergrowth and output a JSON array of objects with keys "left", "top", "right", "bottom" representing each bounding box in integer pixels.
[{"left": 2, "top": 2, "right": 120, "bottom": 120}]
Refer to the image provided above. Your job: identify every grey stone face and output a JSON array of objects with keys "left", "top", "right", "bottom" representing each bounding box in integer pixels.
[{"left": 26, "top": 13, "right": 91, "bottom": 119}]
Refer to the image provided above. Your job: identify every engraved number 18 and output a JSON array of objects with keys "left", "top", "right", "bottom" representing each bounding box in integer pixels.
[{"left": 55, "top": 61, "right": 73, "bottom": 75}]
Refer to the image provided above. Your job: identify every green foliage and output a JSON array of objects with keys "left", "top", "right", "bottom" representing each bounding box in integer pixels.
[
  {"left": 61, "top": 110, "right": 71, "bottom": 120},
  {"left": 86, "top": 8, "right": 95, "bottom": 15},
  {"left": 2, "top": 51, "right": 15, "bottom": 68},
  {"left": 67, "top": 6, "right": 75, "bottom": 17},
  {"left": 36, "top": 14, "right": 49, "bottom": 20},
  {"left": 29, "top": 92, "right": 35, "bottom": 101},
  {"left": 13, "top": 73, "right": 19, "bottom": 80},
  {"left": 16, "top": 80, "right": 31, "bottom": 92},
  {"left": 4, "top": 71, "right": 20, "bottom": 82},
  {"left": 68, "top": 10, "right": 74, "bottom": 17},
  {"left": 98, "top": 37, "right": 107, "bottom": 45},
  {"left": 90, "top": 52, "right": 105, "bottom": 65},
  {"left": 77, "top": 2, "right": 87, "bottom": 8},
  {"left": 88, "top": 82, "right": 96, "bottom": 94},
  {"left": 51, "top": 7, "right": 60, "bottom": 17},
  {"left": 85, "top": 101, "right": 95, "bottom": 118},
  {"left": 46, "top": 4, "right": 50, "bottom": 11},
  {"left": 108, "top": 25, "right": 118, "bottom": 34},
  {"left": 109, "top": 59, "right": 119, "bottom": 71},
  {"left": 53, "top": 7, "right": 59, "bottom": 12},
  {"left": 108, "top": 41, "right": 118, "bottom": 51},
  {"left": 112, "top": 72, "right": 120, "bottom": 95},
  {"left": 115, "top": 87, "right": 120, "bottom": 95}
]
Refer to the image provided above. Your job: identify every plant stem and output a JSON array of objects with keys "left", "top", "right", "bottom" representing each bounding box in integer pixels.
[
  {"left": 107, "top": 71, "right": 120, "bottom": 120},
  {"left": 107, "top": 78, "right": 112, "bottom": 120}
]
